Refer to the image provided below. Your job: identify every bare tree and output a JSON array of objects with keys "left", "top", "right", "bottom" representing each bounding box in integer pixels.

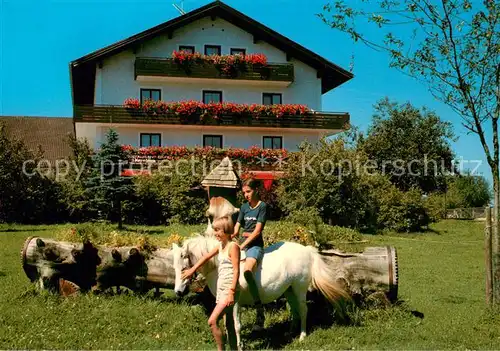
[{"left": 318, "top": 0, "right": 499, "bottom": 300}]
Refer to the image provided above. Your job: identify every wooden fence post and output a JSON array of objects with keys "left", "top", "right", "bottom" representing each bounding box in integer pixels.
[{"left": 485, "top": 207, "right": 493, "bottom": 305}]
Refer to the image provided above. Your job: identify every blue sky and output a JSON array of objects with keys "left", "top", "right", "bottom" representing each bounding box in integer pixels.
[{"left": 0, "top": 0, "right": 492, "bottom": 183}]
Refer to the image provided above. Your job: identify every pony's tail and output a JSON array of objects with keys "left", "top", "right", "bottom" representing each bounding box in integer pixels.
[{"left": 310, "top": 248, "right": 350, "bottom": 303}]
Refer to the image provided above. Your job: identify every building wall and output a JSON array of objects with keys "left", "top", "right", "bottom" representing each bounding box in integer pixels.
[
  {"left": 75, "top": 123, "right": 326, "bottom": 151},
  {"left": 96, "top": 16, "right": 322, "bottom": 110}
]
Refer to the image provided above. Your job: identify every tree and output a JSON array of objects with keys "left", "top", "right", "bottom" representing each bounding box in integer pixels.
[
  {"left": 362, "top": 98, "right": 456, "bottom": 192},
  {"left": 86, "top": 129, "right": 133, "bottom": 229},
  {"left": 446, "top": 172, "right": 491, "bottom": 209},
  {"left": 59, "top": 134, "right": 96, "bottom": 221},
  {"left": 319, "top": 0, "right": 499, "bottom": 302},
  {"left": 0, "top": 122, "right": 65, "bottom": 223}
]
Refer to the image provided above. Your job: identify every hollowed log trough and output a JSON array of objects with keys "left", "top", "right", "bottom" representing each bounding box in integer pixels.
[{"left": 21, "top": 236, "right": 398, "bottom": 303}]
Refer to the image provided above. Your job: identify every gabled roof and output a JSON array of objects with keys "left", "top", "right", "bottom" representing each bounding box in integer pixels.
[
  {"left": 70, "top": 1, "right": 353, "bottom": 105},
  {"left": 202, "top": 157, "right": 240, "bottom": 188},
  {"left": 0, "top": 116, "right": 74, "bottom": 162}
]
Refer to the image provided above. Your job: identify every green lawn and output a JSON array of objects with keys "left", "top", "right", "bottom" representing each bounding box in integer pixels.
[{"left": 1, "top": 220, "right": 499, "bottom": 349}]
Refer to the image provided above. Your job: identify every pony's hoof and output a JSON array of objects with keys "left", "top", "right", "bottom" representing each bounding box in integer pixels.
[{"left": 299, "top": 332, "right": 306, "bottom": 341}]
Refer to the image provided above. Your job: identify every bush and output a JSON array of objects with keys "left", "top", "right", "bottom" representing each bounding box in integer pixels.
[
  {"left": 122, "top": 174, "right": 165, "bottom": 225},
  {"left": 276, "top": 138, "right": 379, "bottom": 231},
  {"left": 58, "top": 135, "right": 96, "bottom": 222},
  {"left": 424, "top": 193, "right": 447, "bottom": 222},
  {"left": 262, "top": 206, "right": 363, "bottom": 249},
  {"left": 263, "top": 221, "right": 315, "bottom": 247},
  {"left": 122, "top": 162, "right": 208, "bottom": 225},
  {"left": 377, "top": 187, "right": 430, "bottom": 232},
  {"left": 57, "top": 223, "right": 185, "bottom": 250},
  {"left": 286, "top": 207, "right": 323, "bottom": 228},
  {"left": 445, "top": 173, "right": 491, "bottom": 209},
  {"left": 0, "top": 122, "right": 68, "bottom": 224},
  {"left": 311, "top": 224, "right": 362, "bottom": 248}
]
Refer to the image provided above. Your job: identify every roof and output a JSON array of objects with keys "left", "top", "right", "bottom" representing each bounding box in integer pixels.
[
  {"left": 0, "top": 116, "right": 75, "bottom": 162},
  {"left": 202, "top": 157, "right": 240, "bottom": 188},
  {"left": 70, "top": 1, "right": 353, "bottom": 105}
]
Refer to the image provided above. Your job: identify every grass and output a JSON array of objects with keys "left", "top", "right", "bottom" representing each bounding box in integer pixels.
[{"left": 1, "top": 220, "right": 500, "bottom": 349}]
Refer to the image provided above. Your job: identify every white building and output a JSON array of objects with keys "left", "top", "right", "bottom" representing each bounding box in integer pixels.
[{"left": 70, "top": 1, "right": 353, "bottom": 152}]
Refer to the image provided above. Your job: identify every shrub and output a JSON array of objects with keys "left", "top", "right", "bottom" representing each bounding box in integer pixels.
[
  {"left": 377, "top": 187, "right": 430, "bottom": 232},
  {"left": 445, "top": 173, "right": 491, "bottom": 209},
  {"left": 123, "top": 162, "right": 208, "bottom": 225},
  {"left": 57, "top": 223, "right": 185, "bottom": 251},
  {"left": 424, "top": 193, "right": 447, "bottom": 222},
  {"left": 263, "top": 221, "right": 316, "bottom": 247},
  {"left": 58, "top": 134, "right": 96, "bottom": 222},
  {"left": 263, "top": 206, "right": 363, "bottom": 249},
  {"left": 0, "top": 122, "right": 68, "bottom": 224},
  {"left": 311, "top": 224, "right": 362, "bottom": 248}
]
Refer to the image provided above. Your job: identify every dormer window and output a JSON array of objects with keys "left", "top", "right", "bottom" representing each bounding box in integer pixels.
[
  {"left": 230, "top": 48, "right": 246, "bottom": 56},
  {"left": 179, "top": 45, "right": 195, "bottom": 53},
  {"left": 204, "top": 45, "right": 221, "bottom": 56}
]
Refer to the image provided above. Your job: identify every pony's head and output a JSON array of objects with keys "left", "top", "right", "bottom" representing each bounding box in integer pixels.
[
  {"left": 206, "top": 197, "right": 238, "bottom": 220},
  {"left": 172, "top": 236, "right": 219, "bottom": 297},
  {"left": 172, "top": 242, "right": 191, "bottom": 297}
]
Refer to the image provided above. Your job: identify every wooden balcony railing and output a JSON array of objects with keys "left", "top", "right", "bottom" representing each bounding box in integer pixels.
[
  {"left": 135, "top": 57, "right": 294, "bottom": 82},
  {"left": 74, "top": 105, "right": 350, "bottom": 130}
]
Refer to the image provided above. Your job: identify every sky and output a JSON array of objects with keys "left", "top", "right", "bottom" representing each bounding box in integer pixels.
[{"left": 0, "top": 0, "right": 493, "bottom": 184}]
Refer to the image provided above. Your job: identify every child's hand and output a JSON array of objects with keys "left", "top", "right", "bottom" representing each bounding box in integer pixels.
[
  {"left": 181, "top": 268, "right": 195, "bottom": 281},
  {"left": 225, "top": 291, "right": 235, "bottom": 306}
]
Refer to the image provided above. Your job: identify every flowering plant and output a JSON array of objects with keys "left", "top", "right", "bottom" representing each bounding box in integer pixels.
[
  {"left": 124, "top": 98, "right": 310, "bottom": 120},
  {"left": 122, "top": 145, "right": 288, "bottom": 168},
  {"left": 171, "top": 50, "right": 268, "bottom": 77}
]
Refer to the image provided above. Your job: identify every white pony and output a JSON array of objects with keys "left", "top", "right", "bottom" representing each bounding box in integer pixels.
[{"left": 172, "top": 235, "right": 349, "bottom": 345}]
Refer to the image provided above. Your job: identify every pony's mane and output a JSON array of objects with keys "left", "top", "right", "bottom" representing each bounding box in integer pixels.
[{"left": 184, "top": 235, "right": 219, "bottom": 273}]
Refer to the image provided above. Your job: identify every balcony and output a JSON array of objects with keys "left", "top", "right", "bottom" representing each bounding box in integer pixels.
[
  {"left": 135, "top": 57, "right": 294, "bottom": 85},
  {"left": 74, "top": 105, "right": 349, "bottom": 130}
]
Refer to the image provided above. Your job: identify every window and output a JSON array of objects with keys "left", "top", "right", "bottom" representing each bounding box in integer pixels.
[
  {"left": 179, "top": 45, "right": 195, "bottom": 53},
  {"left": 263, "top": 93, "right": 282, "bottom": 105},
  {"left": 140, "top": 89, "right": 161, "bottom": 103},
  {"left": 140, "top": 133, "right": 161, "bottom": 147},
  {"left": 203, "top": 135, "right": 223, "bottom": 148},
  {"left": 230, "top": 48, "right": 246, "bottom": 56},
  {"left": 263, "top": 136, "right": 283, "bottom": 149},
  {"left": 204, "top": 45, "right": 221, "bottom": 56},
  {"left": 203, "top": 90, "right": 223, "bottom": 104}
]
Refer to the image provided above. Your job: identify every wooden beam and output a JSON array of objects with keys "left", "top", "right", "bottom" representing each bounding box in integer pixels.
[
  {"left": 486, "top": 207, "right": 493, "bottom": 305},
  {"left": 317, "top": 70, "right": 324, "bottom": 79}
]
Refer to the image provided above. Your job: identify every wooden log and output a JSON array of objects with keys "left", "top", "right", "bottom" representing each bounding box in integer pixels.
[
  {"left": 21, "top": 236, "right": 203, "bottom": 296},
  {"left": 21, "top": 236, "right": 100, "bottom": 294},
  {"left": 320, "top": 246, "right": 399, "bottom": 304}
]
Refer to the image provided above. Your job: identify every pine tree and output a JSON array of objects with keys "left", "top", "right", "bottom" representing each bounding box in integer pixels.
[{"left": 86, "top": 129, "right": 133, "bottom": 229}]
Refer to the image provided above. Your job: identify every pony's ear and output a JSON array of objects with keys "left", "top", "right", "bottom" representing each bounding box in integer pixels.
[{"left": 172, "top": 243, "right": 179, "bottom": 250}]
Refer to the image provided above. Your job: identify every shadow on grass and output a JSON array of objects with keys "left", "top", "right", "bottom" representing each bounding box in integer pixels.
[
  {"left": 0, "top": 271, "right": 6, "bottom": 277},
  {"left": 424, "top": 227, "right": 442, "bottom": 235}
]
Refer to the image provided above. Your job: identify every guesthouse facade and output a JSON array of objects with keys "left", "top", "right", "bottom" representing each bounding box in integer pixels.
[{"left": 70, "top": 1, "right": 353, "bottom": 152}]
